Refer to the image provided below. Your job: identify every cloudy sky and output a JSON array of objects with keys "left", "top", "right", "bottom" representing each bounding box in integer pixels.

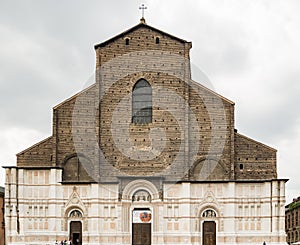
[{"left": 0, "top": 0, "right": 299, "bottom": 203}]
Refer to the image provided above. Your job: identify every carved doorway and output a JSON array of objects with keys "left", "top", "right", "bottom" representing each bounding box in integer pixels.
[
  {"left": 132, "top": 209, "right": 151, "bottom": 245},
  {"left": 202, "top": 221, "right": 216, "bottom": 245},
  {"left": 70, "top": 221, "right": 82, "bottom": 245}
]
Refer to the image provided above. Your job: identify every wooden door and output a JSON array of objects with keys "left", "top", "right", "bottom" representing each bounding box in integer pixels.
[
  {"left": 202, "top": 221, "right": 216, "bottom": 245},
  {"left": 132, "top": 223, "right": 151, "bottom": 245},
  {"left": 70, "top": 221, "right": 82, "bottom": 245}
]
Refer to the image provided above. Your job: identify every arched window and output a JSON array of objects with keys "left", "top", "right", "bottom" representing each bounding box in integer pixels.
[
  {"left": 132, "top": 79, "right": 152, "bottom": 124},
  {"left": 125, "top": 38, "right": 130, "bottom": 45},
  {"left": 155, "top": 37, "right": 160, "bottom": 44}
]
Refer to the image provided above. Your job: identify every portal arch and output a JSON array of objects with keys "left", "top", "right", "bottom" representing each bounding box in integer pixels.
[{"left": 122, "top": 179, "right": 160, "bottom": 201}]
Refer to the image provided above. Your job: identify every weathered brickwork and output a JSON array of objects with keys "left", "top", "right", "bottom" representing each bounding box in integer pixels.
[
  {"left": 234, "top": 133, "right": 277, "bottom": 180},
  {"left": 15, "top": 21, "right": 277, "bottom": 182},
  {"left": 95, "top": 22, "right": 192, "bottom": 68},
  {"left": 17, "top": 136, "right": 53, "bottom": 167},
  {"left": 286, "top": 196, "right": 300, "bottom": 244}
]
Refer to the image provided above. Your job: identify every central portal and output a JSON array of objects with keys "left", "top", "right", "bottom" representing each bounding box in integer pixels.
[
  {"left": 132, "top": 209, "right": 151, "bottom": 245},
  {"left": 202, "top": 221, "right": 216, "bottom": 245},
  {"left": 70, "top": 221, "right": 82, "bottom": 245}
]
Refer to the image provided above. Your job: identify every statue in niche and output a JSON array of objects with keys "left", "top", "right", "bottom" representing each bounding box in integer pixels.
[
  {"left": 69, "top": 210, "right": 82, "bottom": 218},
  {"left": 132, "top": 190, "right": 151, "bottom": 202},
  {"left": 202, "top": 209, "right": 216, "bottom": 218}
]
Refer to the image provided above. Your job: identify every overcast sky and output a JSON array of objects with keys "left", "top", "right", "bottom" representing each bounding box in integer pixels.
[{"left": 0, "top": 0, "right": 299, "bottom": 203}]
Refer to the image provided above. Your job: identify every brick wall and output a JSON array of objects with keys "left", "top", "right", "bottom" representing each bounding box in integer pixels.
[
  {"left": 234, "top": 133, "right": 277, "bottom": 179},
  {"left": 15, "top": 21, "right": 278, "bottom": 182}
]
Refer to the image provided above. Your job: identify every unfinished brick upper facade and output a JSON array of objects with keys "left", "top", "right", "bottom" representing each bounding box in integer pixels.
[{"left": 16, "top": 20, "right": 277, "bottom": 182}]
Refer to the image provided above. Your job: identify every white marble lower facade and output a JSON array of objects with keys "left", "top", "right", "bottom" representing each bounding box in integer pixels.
[{"left": 4, "top": 168, "right": 287, "bottom": 245}]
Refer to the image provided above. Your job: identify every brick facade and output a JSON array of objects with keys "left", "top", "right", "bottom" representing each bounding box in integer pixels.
[
  {"left": 286, "top": 196, "right": 300, "bottom": 244},
  {"left": 16, "top": 20, "right": 277, "bottom": 182}
]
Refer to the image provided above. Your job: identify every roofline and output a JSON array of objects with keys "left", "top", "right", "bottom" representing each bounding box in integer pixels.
[
  {"left": 16, "top": 136, "right": 53, "bottom": 156},
  {"left": 285, "top": 197, "right": 300, "bottom": 207},
  {"left": 2, "top": 166, "right": 62, "bottom": 170},
  {"left": 94, "top": 21, "right": 190, "bottom": 49},
  {"left": 235, "top": 132, "right": 277, "bottom": 152},
  {"left": 165, "top": 178, "right": 288, "bottom": 184},
  {"left": 189, "top": 79, "right": 235, "bottom": 105},
  {"left": 53, "top": 83, "right": 96, "bottom": 110}
]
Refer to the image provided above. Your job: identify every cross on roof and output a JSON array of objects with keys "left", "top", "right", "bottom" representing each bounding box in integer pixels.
[{"left": 139, "top": 4, "right": 147, "bottom": 19}]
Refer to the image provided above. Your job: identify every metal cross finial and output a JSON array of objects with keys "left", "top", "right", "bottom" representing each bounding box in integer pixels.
[{"left": 139, "top": 4, "right": 147, "bottom": 18}]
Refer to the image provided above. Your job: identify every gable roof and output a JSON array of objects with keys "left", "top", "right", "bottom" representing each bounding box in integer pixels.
[{"left": 94, "top": 19, "right": 190, "bottom": 49}]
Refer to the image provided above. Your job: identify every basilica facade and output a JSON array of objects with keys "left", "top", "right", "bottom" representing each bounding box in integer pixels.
[{"left": 4, "top": 18, "right": 287, "bottom": 245}]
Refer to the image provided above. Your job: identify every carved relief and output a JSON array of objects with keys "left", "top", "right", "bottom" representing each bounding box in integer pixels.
[
  {"left": 69, "top": 210, "right": 83, "bottom": 218},
  {"left": 132, "top": 190, "right": 151, "bottom": 202},
  {"left": 202, "top": 209, "right": 217, "bottom": 218}
]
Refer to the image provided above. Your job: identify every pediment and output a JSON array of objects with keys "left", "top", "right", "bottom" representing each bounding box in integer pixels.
[
  {"left": 94, "top": 21, "right": 190, "bottom": 49},
  {"left": 65, "top": 186, "right": 86, "bottom": 213}
]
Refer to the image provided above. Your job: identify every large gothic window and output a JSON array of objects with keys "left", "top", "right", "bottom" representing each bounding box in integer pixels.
[{"left": 132, "top": 79, "right": 152, "bottom": 124}]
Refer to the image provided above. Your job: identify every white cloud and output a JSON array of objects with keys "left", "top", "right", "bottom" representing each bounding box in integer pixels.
[
  {"left": 278, "top": 117, "right": 300, "bottom": 203},
  {"left": 0, "top": 127, "right": 48, "bottom": 186}
]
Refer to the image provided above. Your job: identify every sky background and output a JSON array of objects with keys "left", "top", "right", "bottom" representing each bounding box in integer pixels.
[{"left": 0, "top": 0, "right": 299, "bottom": 203}]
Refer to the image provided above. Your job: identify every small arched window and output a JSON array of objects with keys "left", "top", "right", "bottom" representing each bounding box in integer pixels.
[
  {"left": 155, "top": 37, "right": 160, "bottom": 44},
  {"left": 125, "top": 38, "right": 130, "bottom": 45},
  {"left": 132, "top": 79, "right": 152, "bottom": 124}
]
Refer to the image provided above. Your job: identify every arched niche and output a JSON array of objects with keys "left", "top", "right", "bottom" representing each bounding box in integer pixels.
[
  {"left": 62, "top": 154, "right": 94, "bottom": 182},
  {"left": 191, "top": 158, "right": 228, "bottom": 181},
  {"left": 122, "top": 179, "right": 160, "bottom": 201}
]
